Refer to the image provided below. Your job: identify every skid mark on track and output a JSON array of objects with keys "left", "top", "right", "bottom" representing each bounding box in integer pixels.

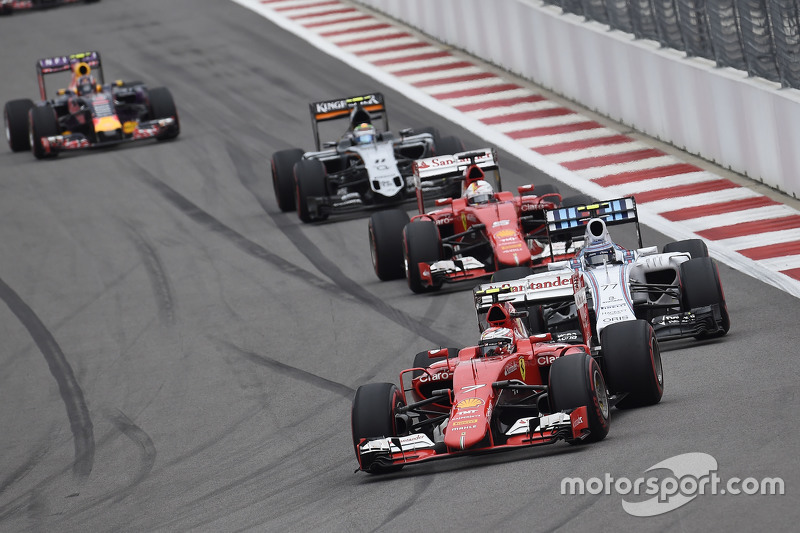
[
  {"left": 133, "top": 161, "right": 459, "bottom": 348},
  {"left": 123, "top": 221, "right": 176, "bottom": 326},
  {"left": 0, "top": 440, "right": 52, "bottom": 496},
  {"left": 108, "top": 410, "right": 157, "bottom": 503},
  {"left": 0, "top": 276, "right": 94, "bottom": 479},
  {"left": 378, "top": 476, "right": 435, "bottom": 529},
  {"left": 225, "top": 341, "right": 354, "bottom": 398}
]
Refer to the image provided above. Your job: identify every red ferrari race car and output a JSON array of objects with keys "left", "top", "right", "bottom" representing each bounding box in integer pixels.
[
  {"left": 3, "top": 51, "right": 179, "bottom": 159},
  {"left": 351, "top": 286, "right": 663, "bottom": 474},
  {"left": 368, "top": 148, "right": 580, "bottom": 292},
  {"left": 0, "top": 0, "right": 97, "bottom": 15}
]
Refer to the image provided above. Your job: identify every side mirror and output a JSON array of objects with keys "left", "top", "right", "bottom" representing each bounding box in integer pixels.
[
  {"left": 435, "top": 198, "right": 453, "bottom": 206},
  {"left": 518, "top": 184, "right": 536, "bottom": 195}
]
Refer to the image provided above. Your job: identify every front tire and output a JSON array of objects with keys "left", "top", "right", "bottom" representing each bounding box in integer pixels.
[
  {"left": 680, "top": 257, "right": 730, "bottom": 337},
  {"left": 351, "top": 382, "right": 406, "bottom": 474},
  {"left": 148, "top": 87, "right": 180, "bottom": 141},
  {"left": 271, "top": 148, "right": 304, "bottom": 212},
  {"left": 369, "top": 209, "right": 410, "bottom": 280},
  {"left": 29, "top": 105, "right": 59, "bottom": 160},
  {"left": 664, "top": 239, "right": 709, "bottom": 259},
  {"left": 294, "top": 159, "right": 329, "bottom": 223},
  {"left": 548, "top": 353, "right": 610, "bottom": 443},
  {"left": 5, "top": 99, "right": 34, "bottom": 152},
  {"left": 403, "top": 220, "right": 442, "bottom": 293},
  {"left": 601, "top": 320, "right": 663, "bottom": 409}
]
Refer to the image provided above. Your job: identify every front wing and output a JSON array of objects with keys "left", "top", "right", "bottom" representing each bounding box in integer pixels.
[
  {"left": 37, "top": 117, "right": 177, "bottom": 155},
  {"left": 356, "top": 407, "right": 589, "bottom": 473}
]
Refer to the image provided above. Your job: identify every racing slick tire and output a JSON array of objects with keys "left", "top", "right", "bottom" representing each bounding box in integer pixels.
[
  {"left": 679, "top": 257, "right": 730, "bottom": 337},
  {"left": 411, "top": 347, "right": 459, "bottom": 378},
  {"left": 294, "top": 158, "right": 329, "bottom": 223},
  {"left": 5, "top": 99, "right": 34, "bottom": 152},
  {"left": 433, "top": 135, "right": 464, "bottom": 156},
  {"left": 601, "top": 320, "right": 664, "bottom": 409},
  {"left": 560, "top": 194, "right": 595, "bottom": 208},
  {"left": 403, "top": 219, "right": 442, "bottom": 293},
  {"left": 351, "top": 382, "right": 406, "bottom": 474},
  {"left": 369, "top": 209, "right": 411, "bottom": 281},
  {"left": 548, "top": 353, "right": 610, "bottom": 443},
  {"left": 533, "top": 183, "right": 560, "bottom": 198},
  {"left": 29, "top": 105, "right": 59, "bottom": 160},
  {"left": 490, "top": 265, "right": 534, "bottom": 283},
  {"left": 663, "top": 238, "right": 709, "bottom": 259},
  {"left": 148, "top": 87, "right": 180, "bottom": 141},
  {"left": 271, "top": 148, "right": 304, "bottom": 212}
]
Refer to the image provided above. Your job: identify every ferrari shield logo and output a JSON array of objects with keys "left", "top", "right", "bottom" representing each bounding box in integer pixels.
[{"left": 519, "top": 356, "right": 526, "bottom": 381}]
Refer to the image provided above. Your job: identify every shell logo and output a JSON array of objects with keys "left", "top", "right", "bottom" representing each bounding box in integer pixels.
[
  {"left": 456, "top": 398, "right": 484, "bottom": 409},
  {"left": 496, "top": 229, "right": 516, "bottom": 238}
]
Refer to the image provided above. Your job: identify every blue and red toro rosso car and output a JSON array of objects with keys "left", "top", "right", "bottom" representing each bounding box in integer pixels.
[
  {"left": 351, "top": 286, "right": 663, "bottom": 474},
  {"left": 0, "top": 0, "right": 98, "bottom": 15},
  {"left": 3, "top": 51, "right": 179, "bottom": 159}
]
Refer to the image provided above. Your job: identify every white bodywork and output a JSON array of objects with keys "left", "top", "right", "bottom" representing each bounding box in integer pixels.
[{"left": 349, "top": 142, "right": 403, "bottom": 198}]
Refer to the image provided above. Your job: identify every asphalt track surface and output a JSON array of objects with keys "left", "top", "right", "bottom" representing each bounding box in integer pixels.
[{"left": 0, "top": 1, "right": 798, "bottom": 531}]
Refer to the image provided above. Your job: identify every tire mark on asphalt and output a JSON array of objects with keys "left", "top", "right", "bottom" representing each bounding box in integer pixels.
[
  {"left": 0, "top": 276, "right": 94, "bottom": 479},
  {"left": 224, "top": 341, "right": 354, "bottom": 399},
  {"left": 0, "top": 440, "right": 51, "bottom": 496},
  {"left": 123, "top": 221, "right": 176, "bottom": 326},
  {"left": 108, "top": 410, "right": 157, "bottom": 503},
  {"left": 131, "top": 161, "right": 459, "bottom": 348}
]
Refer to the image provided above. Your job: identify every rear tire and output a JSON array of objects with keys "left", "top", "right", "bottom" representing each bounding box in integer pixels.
[
  {"left": 351, "top": 382, "right": 405, "bottom": 474},
  {"left": 369, "top": 209, "right": 410, "bottom": 280},
  {"left": 4, "top": 99, "right": 34, "bottom": 152},
  {"left": 664, "top": 239, "right": 708, "bottom": 259},
  {"left": 680, "top": 257, "right": 730, "bottom": 337},
  {"left": 490, "top": 265, "right": 534, "bottom": 283},
  {"left": 601, "top": 320, "right": 663, "bottom": 408},
  {"left": 411, "top": 348, "right": 459, "bottom": 378},
  {"left": 29, "top": 105, "right": 59, "bottom": 160},
  {"left": 271, "top": 148, "right": 304, "bottom": 212},
  {"left": 433, "top": 135, "right": 464, "bottom": 156},
  {"left": 548, "top": 353, "right": 610, "bottom": 443},
  {"left": 560, "top": 194, "right": 594, "bottom": 208},
  {"left": 148, "top": 87, "right": 180, "bottom": 140},
  {"left": 294, "top": 159, "right": 329, "bottom": 223},
  {"left": 403, "top": 220, "right": 442, "bottom": 293}
]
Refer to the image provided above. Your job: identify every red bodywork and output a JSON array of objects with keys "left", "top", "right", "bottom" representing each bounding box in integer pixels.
[
  {"left": 354, "top": 300, "right": 594, "bottom": 471},
  {"left": 408, "top": 152, "right": 571, "bottom": 288}
]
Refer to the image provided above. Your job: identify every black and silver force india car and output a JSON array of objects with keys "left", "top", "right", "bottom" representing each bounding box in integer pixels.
[
  {"left": 270, "top": 93, "right": 465, "bottom": 222},
  {"left": 3, "top": 51, "right": 179, "bottom": 159},
  {"left": 473, "top": 197, "right": 729, "bottom": 346}
]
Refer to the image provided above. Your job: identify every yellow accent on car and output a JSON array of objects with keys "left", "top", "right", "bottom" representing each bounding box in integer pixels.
[
  {"left": 94, "top": 116, "right": 122, "bottom": 132},
  {"left": 122, "top": 121, "right": 137, "bottom": 134}
]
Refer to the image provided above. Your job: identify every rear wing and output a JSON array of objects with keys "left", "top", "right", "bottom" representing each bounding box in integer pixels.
[
  {"left": 36, "top": 51, "right": 104, "bottom": 100},
  {"left": 308, "top": 93, "right": 388, "bottom": 150},
  {"left": 545, "top": 196, "right": 641, "bottom": 248},
  {"left": 411, "top": 148, "right": 501, "bottom": 213}
]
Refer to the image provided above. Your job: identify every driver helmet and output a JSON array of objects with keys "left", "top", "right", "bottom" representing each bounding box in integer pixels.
[
  {"left": 353, "top": 122, "right": 376, "bottom": 145},
  {"left": 478, "top": 327, "right": 515, "bottom": 356},
  {"left": 582, "top": 242, "right": 617, "bottom": 267},
  {"left": 76, "top": 75, "right": 98, "bottom": 96},
  {"left": 464, "top": 180, "right": 493, "bottom": 205}
]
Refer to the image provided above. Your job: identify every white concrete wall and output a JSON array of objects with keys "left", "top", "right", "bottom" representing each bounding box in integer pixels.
[{"left": 356, "top": 0, "right": 800, "bottom": 198}]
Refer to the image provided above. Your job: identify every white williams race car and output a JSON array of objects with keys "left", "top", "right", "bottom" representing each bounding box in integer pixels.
[{"left": 474, "top": 197, "right": 730, "bottom": 346}]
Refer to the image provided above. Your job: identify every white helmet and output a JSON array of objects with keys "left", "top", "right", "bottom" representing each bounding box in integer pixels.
[
  {"left": 465, "top": 180, "right": 493, "bottom": 205},
  {"left": 478, "top": 326, "right": 514, "bottom": 356}
]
